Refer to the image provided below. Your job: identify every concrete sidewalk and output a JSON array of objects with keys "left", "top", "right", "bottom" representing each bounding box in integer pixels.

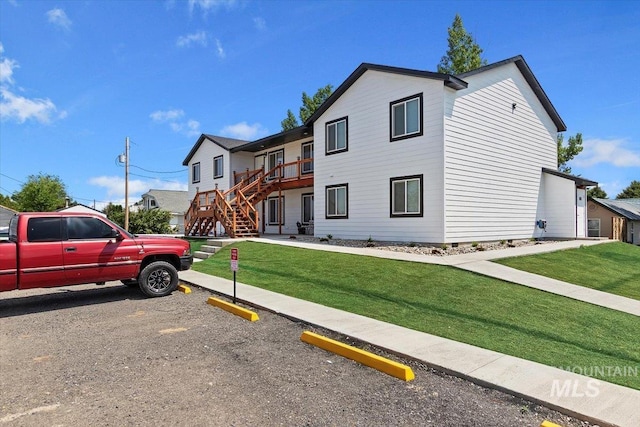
[
  {"left": 249, "top": 238, "right": 640, "bottom": 317},
  {"left": 178, "top": 269, "right": 640, "bottom": 427}
]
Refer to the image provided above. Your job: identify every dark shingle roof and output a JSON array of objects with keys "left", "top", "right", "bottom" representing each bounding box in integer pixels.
[
  {"left": 182, "top": 134, "right": 250, "bottom": 165},
  {"left": 591, "top": 198, "right": 640, "bottom": 221}
]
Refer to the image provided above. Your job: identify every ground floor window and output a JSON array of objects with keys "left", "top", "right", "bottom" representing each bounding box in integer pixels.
[
  {"left": 587, "top": 218, "right": 600, "bottom": 237},
  {"left": 326, "top": 184, "right": 348, "bottom": 218},
  {"left": 302, "top": 193, "right": 314, "bottom": 224},
  {"left": 390, "top": 174, "right": 423, "bottom": 217},
  {"left": 267, "top": 196, "right": 284, "bottom": 225}
]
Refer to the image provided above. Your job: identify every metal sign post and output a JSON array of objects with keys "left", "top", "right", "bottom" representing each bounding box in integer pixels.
[{"left": 230, "top": 248, "right": 238, "bottom": 303}]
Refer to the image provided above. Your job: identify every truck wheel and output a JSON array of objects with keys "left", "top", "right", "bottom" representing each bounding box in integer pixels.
[{"left": 138, "top": 261, "right": 178, "bottom": 297}]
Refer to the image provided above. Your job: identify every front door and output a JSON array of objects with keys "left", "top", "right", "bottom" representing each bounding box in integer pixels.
[
  {"left": 576, "top": 188, "right": 586, "bottom": 238},
  {"left": 18, "top": 216, "right": 68, "bottom": 289},
  {"left": 63, "top": 216, "right": 139, "bottom": 284}
]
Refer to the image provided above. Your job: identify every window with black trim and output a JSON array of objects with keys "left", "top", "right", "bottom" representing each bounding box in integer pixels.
[
  {"left": 302, "top": 193, "right": 314, "bottom": 224},
  {"left": 192, "top": 162, "right": 201, "bottom": 183},
  {"left": 326, "top": 184, "right": 348, "bottom": 218},
  {"left": 267, "top": 196, "right": 284, "bottom": 225},
  {"left": 390, "top": 175, "right": 423, "bottom": 217},
  {"left": 301, "top": 142, "right": 313, "bottom": 173},
  {"left": 326, "top": 117, "right": 348, "bottom": 154},
  {"left": 390, "top": 93, "right": 423, "bottom": 141},
  {"left": 214, "top": 155, "right": 223, "bottom": 179}
]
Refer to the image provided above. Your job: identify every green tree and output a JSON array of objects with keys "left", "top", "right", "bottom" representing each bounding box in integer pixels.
[
  {"left": 557, "top": 132, "right": 583, "bottom": 174},
  {"left": 281, "top": 84, "right": 333, "bottom": 130},
  {"left": 104, "top": 203, "right": 125, "bottom": 227},
  {"left": 616, "top": 180, "right": 640, "bottom": 199},
  {"left": 128, "top": 209, "right": 172, "bottom": 234},
  {"left": 12, "top": 173, "right": 69, "bottom": 212},
  {"left": 587, "top": 186, "right": 608, "bottom": 199},
  {"left": 437, "top": 14, "right": 487, "bottom": 74},
  {"left": 0, "top": 194, "right": 19, "bottom": 210},
  {"left": 281, "top": 109, "right": 299, "bottom": 131}
]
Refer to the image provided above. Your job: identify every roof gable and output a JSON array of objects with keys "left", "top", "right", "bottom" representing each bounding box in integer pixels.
[
  {"left": 305, "top": 63, "right": 467, "bottom": 125},
  {"left": 182, "top": 134, "right": 249, "bottom": 166},
  {"left": 142, "top": 189, "right": 189, "bottom": 214},
  {"left": 457, "top": 55, "right": 566, "bottom": 132}
]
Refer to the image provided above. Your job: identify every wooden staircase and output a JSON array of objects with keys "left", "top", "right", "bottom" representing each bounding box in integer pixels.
[{"left": 184, "top": 158, "right": 312, "bottom": 238}]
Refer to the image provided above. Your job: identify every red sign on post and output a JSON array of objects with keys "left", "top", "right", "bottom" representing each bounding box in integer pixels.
[{"left": 230, "top": 248, "right": 238, "bottom": 272}]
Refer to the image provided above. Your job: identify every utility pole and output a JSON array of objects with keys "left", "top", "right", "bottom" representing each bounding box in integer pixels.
[{"left": 124, "top": 136, "right": 130, "bottom": 231}]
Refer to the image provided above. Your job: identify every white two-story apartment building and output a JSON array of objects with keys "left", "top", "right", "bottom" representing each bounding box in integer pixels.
[{"left": 182, "top": 55, "right": 595, "bottom": 243}]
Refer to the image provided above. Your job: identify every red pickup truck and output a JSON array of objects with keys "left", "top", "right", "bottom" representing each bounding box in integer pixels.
[{"left": 0, "top": 212, "right": 193, "bottom": 297}]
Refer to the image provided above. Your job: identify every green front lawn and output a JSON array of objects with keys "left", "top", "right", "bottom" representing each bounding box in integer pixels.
[
  {"left": 495, "top": 242, "right": 640, "bottom": 300},
  {"left": 192, "top": 241, "right": 640, "bottom": 390}
]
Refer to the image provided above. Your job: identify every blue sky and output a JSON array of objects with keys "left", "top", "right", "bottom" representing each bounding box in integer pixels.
[{"left": 1, "top": 0, "right": 638, "bottom": 209}]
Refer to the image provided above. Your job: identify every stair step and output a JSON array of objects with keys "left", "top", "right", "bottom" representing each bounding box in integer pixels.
[{"left": 193, "top": 250, "right": 213, "bottom": 260}]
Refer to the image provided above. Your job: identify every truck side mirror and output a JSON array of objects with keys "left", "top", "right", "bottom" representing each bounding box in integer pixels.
[{"left": 111, "top": 229, "right": 123, "bottom": 240}]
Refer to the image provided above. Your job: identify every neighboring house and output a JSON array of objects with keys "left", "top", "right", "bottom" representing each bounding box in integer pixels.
[
  {"left": 1, "top": 204, "right": 18, "bottom": 227},
  {"left": 587, "top": 198, "right": 640, "bottom": 244},
  {"left": 58, "top": 204, "right": 107, "bottom": 217},
  {"left": 182, "top": 55, "right": 596, "bottom": 243},
  {"left": 141, "top": 189, "right": 189, "bottom": 233}
]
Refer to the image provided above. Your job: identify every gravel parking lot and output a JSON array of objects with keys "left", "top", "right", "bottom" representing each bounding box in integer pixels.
[{"left": 0, "top": 283, "right": 591, "bottom": 426}]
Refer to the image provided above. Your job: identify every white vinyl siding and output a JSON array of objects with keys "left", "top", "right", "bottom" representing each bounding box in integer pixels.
[{"left": 443, "top": 62, "right": 560, "bottom": 242}]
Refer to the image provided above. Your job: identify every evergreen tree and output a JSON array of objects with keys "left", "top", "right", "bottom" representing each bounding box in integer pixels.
[
  {"left": 281, "top": 84, "right": 333, "bottom": 130},
  {"left": 587, "top": 186, "right": 607, "bottom": 199},
  {"left": 616, "top": 181, "right": 640, "bottom": 199},
  {"left": 437, "top": 14, "right": 487, "bottom": 74}
]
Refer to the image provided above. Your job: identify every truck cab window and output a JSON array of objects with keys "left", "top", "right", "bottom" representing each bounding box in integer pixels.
[
  {"left": 27, "top": 217, "right": 62, "bottom": 242},
  {"left": 67, "top": 217, "right": 115, "bottom": 240}
]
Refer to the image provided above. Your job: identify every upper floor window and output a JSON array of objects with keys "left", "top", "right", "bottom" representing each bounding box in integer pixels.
[
  {"left": 390, "top": 93, "right": 423, "bottom": 141},
  {"left": 192, "top": 162, "right": 201, "bottom": 183},
  {"left": 301, "top": 142, "right": 313, "bottom": 174},
  {"left": 326, "top": 117, "right": 348, "bottom": 155},
  {"left": 214, "top": 155, "right": 223, "bottom": 179},
  {"left": 390, "top": 175, "right": 423, "bottom": 217}
]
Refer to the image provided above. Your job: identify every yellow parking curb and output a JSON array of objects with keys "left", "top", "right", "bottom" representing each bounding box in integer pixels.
[
  {"left": 540, "top": 421, "right": 563, "bottom": 427},
  {"left": 177, "top": 284, "right": 191, "bottom": 294},
  {"left": 207, "top": 297, "right": 259, "bottom": 322},
  {"left": 300, "top": 331, "right": 414, "bottom": 381}
]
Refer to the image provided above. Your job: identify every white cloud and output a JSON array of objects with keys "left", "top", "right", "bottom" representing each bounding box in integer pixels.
[
  {"left": 0, "top": 44, "right": 18, "bottom": 84},
  {"left": 150, "top": 109, "right": 184, "bottom": 122},
  {"left": 574, "top": 138, "right": 640, "bottom": 168},
  {"left": 0, "top": 44, "right": 65, "bottom": 124},
  {"left": 220, "top": 121, "right": 268, "bottom": 140},
  {"left": 253, "top": 17, "right": 266, "bottom": 31},
  {"left": 46, "top": 8, "right": 72, "bottom": 30},
  {"left": 215, "top": 39, "right": 225, "bottom": 58},
  {"left": 176, "top": 31, "right": 208, "bottom": 48},
  {"left": 188, "top": 0, "right": 237, "bottom": 15},
  {"left": 150, "top": 108, "right": 201, "bottom": 137}
]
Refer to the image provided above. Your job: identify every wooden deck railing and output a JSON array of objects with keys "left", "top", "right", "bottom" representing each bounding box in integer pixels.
[{"left": 185, "top": 158, "right": 313, "bottom": 236}]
